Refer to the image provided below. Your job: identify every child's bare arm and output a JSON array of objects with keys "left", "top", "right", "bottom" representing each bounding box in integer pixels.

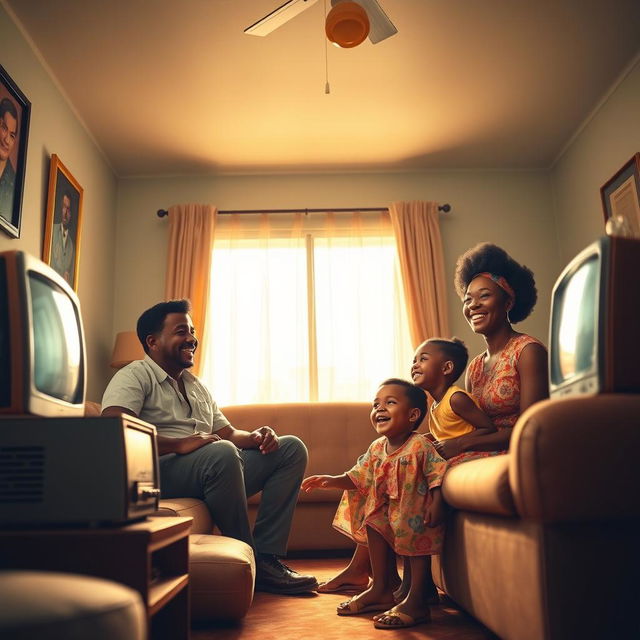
[
  {"left": 424, "top": 487, "right": 444, "bottom": 527},
  {"left": 449, "top": 391, "right": 496, "bottom": 435},
  {"left": 301, "top": 473, "right": 356, "bottom": 492}
]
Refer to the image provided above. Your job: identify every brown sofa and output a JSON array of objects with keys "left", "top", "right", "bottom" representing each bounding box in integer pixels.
[
  {"left": 433, "top": 394, "right": 640, "bottom": 640},
  {"left": 161, "top": 396, "right": 640, "bottom": 638}
]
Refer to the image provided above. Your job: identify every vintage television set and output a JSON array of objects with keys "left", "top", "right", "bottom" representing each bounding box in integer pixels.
[
  {"left": 0, "top": 250, "right": 160, "bottom": 525},
  {"left": 549, "top": 235, "right": 640, "bottom": 397},
  {"left": 0, "top": 249, "right": 86, "bottom": 416}
]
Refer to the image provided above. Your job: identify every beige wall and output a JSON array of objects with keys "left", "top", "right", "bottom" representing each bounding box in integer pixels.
[
  {"left": 5, "top": 0, "right": 637, "bottom": 403},
  {"left": 0, "top": 5, "right": 117, "bottom": 400},
  {"left": 115, "top": 170, "right": 559, "bottom": 374},
  {"left": 112, "top": 50, "right": 640, "bottom": 400},
  {"left": 552, "top": 54, "right": 640, "bottom": 264}
]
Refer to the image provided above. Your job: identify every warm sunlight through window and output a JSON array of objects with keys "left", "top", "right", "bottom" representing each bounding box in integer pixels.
[{"left": 200, "top": 212, "right": 413, "bottom": 404}]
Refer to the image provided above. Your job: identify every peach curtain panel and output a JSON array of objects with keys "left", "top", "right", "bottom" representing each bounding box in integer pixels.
[
  {"left": 164, "top": 203, "right": 217, "bottom": 374},
  {"left": 388, "top": 201, "right": 449, "bottom": 347}
]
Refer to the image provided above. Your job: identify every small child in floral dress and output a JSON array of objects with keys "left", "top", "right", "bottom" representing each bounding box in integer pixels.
[{"left": 301, "top": 378, "right": 446, "bottom": 630}]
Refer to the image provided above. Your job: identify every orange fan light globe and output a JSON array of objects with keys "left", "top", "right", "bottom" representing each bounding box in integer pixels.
[{"left": 325, "top": 1, "right": 370, "bottom": 48}]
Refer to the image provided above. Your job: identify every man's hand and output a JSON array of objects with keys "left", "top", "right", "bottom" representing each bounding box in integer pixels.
[
  {"left": 172, "top": 433, "right": 221, "bottom": 455},
  {"left": 251, "top": 426, "right": 279, "bottom": 454}
]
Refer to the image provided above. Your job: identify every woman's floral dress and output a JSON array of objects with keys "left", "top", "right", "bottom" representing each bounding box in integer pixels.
[
  {"left": 332, "top": 432, "right": 446, "bottom": 556},
  {"left": 447, "top": 333, "right": 546, "bottom": 467}
]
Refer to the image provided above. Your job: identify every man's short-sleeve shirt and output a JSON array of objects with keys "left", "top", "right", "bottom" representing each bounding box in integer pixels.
[{"left": 101, "top": 356, "right": 230, "bottom": 438}]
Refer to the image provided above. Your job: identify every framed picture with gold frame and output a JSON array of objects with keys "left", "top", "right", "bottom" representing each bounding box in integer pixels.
[
  {"left": 600, "top": 153, "right": 640, "bottom": 237},
  {"left": 42, "top": 154, "right": 84, "bottom": 290}
]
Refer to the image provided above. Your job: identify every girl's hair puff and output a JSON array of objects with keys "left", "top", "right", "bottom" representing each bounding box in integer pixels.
[{"left": 426, "top": 337, "right": 468, "bottom": 380}]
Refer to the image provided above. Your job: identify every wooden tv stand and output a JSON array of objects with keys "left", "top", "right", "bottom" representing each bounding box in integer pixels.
[{"left": 0, "top": 516, "right": 192, "bottom": 640}]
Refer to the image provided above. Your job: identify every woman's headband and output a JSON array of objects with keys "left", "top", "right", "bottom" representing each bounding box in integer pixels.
[{"left": 472, "top": 272, "right": 515, "bottom": 301}]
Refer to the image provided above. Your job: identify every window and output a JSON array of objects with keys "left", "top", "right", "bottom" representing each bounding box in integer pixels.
[{"left": 200, "top": 212, "right": 413, "bottom": 404}]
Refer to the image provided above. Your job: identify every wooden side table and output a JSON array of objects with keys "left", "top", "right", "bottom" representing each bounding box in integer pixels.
[{"left": 0, "top": 516, "right": 192, "bottom": 640}]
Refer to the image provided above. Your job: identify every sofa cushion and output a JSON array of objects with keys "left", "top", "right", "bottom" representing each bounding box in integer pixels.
[
  {"left": 189, "top": 534, "right": 255, "bottom": 621},
  {"left": 0, "top": 571, "right": 146, "bottom": 640},
  {"left": 442, "top": 454, "right": 516, "bottom": 517}
]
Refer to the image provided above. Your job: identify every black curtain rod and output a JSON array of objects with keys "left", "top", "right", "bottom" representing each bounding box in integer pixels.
[{"left": 156, "top": 204, "right": 451, "bottom": 218}]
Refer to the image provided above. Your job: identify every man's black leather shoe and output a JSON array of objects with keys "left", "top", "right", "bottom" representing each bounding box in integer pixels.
[{"left": 255, "top": 554, "right": 319, "bottom": 594}]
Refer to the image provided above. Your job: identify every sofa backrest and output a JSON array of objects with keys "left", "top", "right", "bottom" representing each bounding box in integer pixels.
[{"left": 221, "top": 402, "right": 376, "bottom": 502}]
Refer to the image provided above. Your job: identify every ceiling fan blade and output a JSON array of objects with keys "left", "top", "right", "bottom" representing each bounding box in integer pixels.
[
  {"left": 244, "top": 0, "right": 320, "bottom": 36},
  {"left": 330, "top": 0, "right": 397, "bottom": 44},
  {"left": 357, "top": 0, "right": 397, "bottom": 43}
]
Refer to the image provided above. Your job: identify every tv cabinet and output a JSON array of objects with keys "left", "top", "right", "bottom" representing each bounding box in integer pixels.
[{"left": 0, "top": 516, "right": 192, "bottom": 640}]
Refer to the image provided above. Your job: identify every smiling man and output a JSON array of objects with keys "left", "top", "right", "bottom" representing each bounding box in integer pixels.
[{"left": 102, "top": 299, "right": 318, "bottom": 595}]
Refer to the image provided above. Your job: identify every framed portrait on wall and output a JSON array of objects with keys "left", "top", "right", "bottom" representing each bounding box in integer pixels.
[
  {"left": 42, "top": 154, "right": 84, "bottom": 291},
  {"left": 600, "top": 153, "right": 640, "bottom": 238},
  {"left": 0, "top": 63, "right": 31, "bottom": 239}
]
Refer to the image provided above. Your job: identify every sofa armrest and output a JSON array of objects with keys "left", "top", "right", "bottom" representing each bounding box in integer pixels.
[
  {"left": 509, "top": 394, "right": 640, "bottom": 523},
  {"left": 442, "top": 454, "right": 516, "bottom": 516},
  {"left": 84, "top": 401, "right": 102, "bottom": 417},
  {"left": 157, "top": 498, "right": 213, "bottom": 534}
]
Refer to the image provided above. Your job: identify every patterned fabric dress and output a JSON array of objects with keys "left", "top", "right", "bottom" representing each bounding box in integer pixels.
[
  {"left": 447, "top": 333, "right": 546, "bottom": 467},
  {"left": 332, "top": 432, "right": 447, "bottom": 556}
]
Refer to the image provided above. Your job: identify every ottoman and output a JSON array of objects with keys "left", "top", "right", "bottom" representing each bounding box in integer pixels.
[
  {"left": 0, "top": 571, "right": 146, "bottom": 640},
  {"left": 189, "top": 534, "right": 255, "bottom": 621}
]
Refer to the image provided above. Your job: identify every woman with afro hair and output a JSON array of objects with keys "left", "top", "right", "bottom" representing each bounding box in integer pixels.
[{"left": 433, "top": 243, "right": 548, "bottom": 462}]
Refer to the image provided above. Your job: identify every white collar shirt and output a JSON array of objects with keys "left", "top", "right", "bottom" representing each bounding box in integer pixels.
[{"left": 101, "top": 355, "right": 230, "bottom": 438}]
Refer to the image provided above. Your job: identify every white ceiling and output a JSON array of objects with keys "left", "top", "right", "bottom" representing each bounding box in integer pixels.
[{"left": 6, "top": 0, "right": 640, "bottom": 177}]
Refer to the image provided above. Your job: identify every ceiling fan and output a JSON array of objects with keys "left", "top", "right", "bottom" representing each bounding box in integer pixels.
[{"left": 244, "top": 0, "right": 398, "bottom": 46}]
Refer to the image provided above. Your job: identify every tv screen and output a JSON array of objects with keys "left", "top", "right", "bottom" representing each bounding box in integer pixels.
[
  {"left": 30, "top": 272, "right": 84, "bottom": 403},
  {"left": 549, "top": 236, "right": 640, "bottom": 397},
  {"left": 550, "top": 253, "right": 598, "bottom": 387},
  {"left": 0, "top": 250, "right": 86, "bottom": 416}
]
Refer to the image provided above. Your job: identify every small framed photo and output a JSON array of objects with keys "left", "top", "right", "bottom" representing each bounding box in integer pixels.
[
  {"left": 42, "top": 155, "right": 84, "bottom": 290},
  {"left": 0, "top": 64, "right": 31, "bottom": 239},
  {"left": 600, "top": 153, "right": 640, "bottom": 237}
]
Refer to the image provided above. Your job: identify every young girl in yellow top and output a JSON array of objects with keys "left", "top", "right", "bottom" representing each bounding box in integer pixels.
[
  {"left": 387, "top": 337, "right": 496, "bottom": 609},
  {"left": 411, "top": 337, "right": 495, "bottom": 442}
]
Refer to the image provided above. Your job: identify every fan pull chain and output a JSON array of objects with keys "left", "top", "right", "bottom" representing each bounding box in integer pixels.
[{"left": 324, "top": 0, "right": 330, "bottom": 93}]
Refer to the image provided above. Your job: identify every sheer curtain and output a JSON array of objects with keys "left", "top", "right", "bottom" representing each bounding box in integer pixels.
[
  {"left": 389, "top": 201, "right": 450, "bottom": 346},
  {"left": 313, "top": 212, "right": 413, "bottom": 400},
  {"left": 200, "top": 211, "right": 414, "bottom": 404},
  {"left": 201, "top": 213, "right": 309, "bottom": 403},
  {"left": 164, "top": 203, "right": 217, "bottom": 374}
]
